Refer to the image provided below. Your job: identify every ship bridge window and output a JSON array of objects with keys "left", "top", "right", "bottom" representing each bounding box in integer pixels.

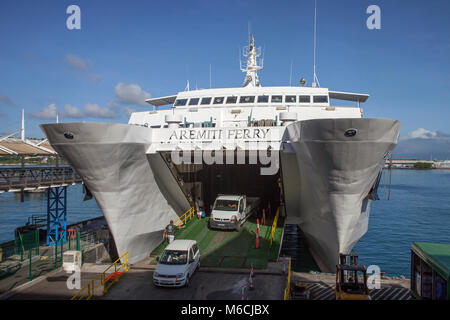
[
  {"left": 239, "top": 96, "right": 255, "bottom": 103},
  {"left": 257, "top": 95, "right": 269, "bottom": 103},
  {"left": 201, "top": 97, "right": 212, "bottom": 105},
  {"left": 313, "top": 95, "right": 329, "bottom": 103},
  {"left": 286, "top": 95, "right": 296, "bottom": 103},
  {"left": 174, "top": 99, "right": 188, "bottom": 106},
  {"left": 299, "top": 95, "right": 311, "bottom": 103},
  {"left": 189, "top": 98, "right": 199, "bottom": 105},
  {"left": 271, "top": 95, "right": 282, "bottom": 103},
  {"left": 213, "top": 97, "right": 224, "bottom": 104},
  {"left": 226, "top": 96, "right": 237, "bottom": 104}
]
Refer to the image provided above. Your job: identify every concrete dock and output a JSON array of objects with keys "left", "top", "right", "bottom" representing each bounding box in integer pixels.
[
  {"left": 1, "top": 255, "right": 413, "bottom": 300},
  {"left": 290, "top": 271, "right": 413, "bottom": 300},
  {"left": 3, "top": 257, "right": 285, "bottom": 300}
]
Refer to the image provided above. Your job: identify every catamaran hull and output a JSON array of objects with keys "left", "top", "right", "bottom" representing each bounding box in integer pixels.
[
  {"left": 40, "top": 123, "right": 190, "bottom": 264},
  {"left": 41, "top": 118, "right": 400, "bottom": 271},
  {"left": 282, "top": 118, "right": 401, "bottom": 272}
]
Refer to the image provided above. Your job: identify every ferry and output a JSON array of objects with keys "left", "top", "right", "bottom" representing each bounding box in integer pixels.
[{"left": 40, "top": 34, "right": 401, "bottom": 272}]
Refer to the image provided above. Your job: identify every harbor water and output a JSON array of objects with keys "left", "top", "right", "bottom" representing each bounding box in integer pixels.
[
  {"left": 0, "top": 169, "right": 449, "bottom": 277},
  {"left": 0, "top": 184, "right": 102, "bottom": 243},
  {"left": 355, "top": 169, "right": 450, "bottom": 277}
]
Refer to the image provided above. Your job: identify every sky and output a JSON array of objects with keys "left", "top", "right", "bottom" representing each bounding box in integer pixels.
[{"left": 0, "top": 0, "right": 449, "bottom": 139}]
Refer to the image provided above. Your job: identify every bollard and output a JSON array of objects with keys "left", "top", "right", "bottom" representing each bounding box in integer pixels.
[
  {"left": 29, "top": 248, "right": 32, "bottom": 281},
  {"left": 256, "top": 218, "right": 260, "bottom": 235},
  {"left": 255, "top": 232, "right": 259, "bottom": 249},
  {"left": 262, "top": 209, "right": 266, "bottom": 225},
  {"left": 241, "top": 285, "right": 246, "bottom": 300},
  {"left": 248, "top": 263, "right": 254, "bottom": 290}
]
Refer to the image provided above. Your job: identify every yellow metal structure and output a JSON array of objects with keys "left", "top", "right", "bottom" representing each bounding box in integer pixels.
[
  {"left": 175, "top": 207, "right": 195, "bottom": 228},
  {"left": 101, "top": 251, "right": 129, "bottom": 294},
  {"left": 335, "top": 254, "right": 370, "bottom": 300},
  {"left": 283, "top": 256, "right": 292, "bottom": 300},
  {"left": 70, "top": 279, "right": 95, "bottom": 300},
  {"left": 269, "top": 207, "right": 280, "bottom": 246}
]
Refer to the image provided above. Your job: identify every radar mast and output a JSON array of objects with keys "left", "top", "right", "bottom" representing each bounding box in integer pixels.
[{"left": 240, "top": 34, "right": 264, "bottom": 87}]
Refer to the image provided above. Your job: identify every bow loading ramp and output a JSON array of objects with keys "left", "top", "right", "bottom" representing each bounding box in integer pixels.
[
  {"left": 147, "top": 149, "right": 286, "bottom": 268},
  {"left": 150, "top": 213, "right": 284, "bottom": 269},
  {"left": 148, "top": 148, "right": 321, "bottom": 270}
]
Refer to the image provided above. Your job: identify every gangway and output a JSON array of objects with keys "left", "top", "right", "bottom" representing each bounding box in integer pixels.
[{"left": 0, "top": 166, "right": 82, "bottom": 193}]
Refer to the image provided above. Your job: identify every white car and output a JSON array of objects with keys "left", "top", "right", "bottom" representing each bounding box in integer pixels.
[{"left": 153, "top": 239, "right": 200, "bottom": 287}]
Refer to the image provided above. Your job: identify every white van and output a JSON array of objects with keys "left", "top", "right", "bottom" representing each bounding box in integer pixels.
[
  {"left": 209, "top": 195, "right": 261, "bottom": 231},
  {"left": 153, "top": 239, "right": 200, "bottom": 287}
]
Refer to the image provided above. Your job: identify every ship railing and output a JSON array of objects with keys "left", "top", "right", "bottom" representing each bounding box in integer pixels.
[
  {"left": 283, "top": 256, "right": 292, "bottom": 300},
  {"left": 269, "top": 207, "right": 280, "bottom": 246},
  {"left": 174, "top": 206, "right": 196, "bottom": 228},
  {"left": 71, "top": 279, "right": 95, "bottom": 300},
  {"left": 101, "top": 251, "right": 129, "bottom": 294}
]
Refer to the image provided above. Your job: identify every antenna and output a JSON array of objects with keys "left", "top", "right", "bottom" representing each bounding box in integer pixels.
[
  {"left": 240, "top": 33, "right": 263, "bottom": 87},
  {"left": 312, "top": 0, "right": 320, "bottom": 88},
  {"left": 209, "top": 64, "right": 212, "bottom": 88},
  {"left": 289, "top": 60, "right": 293, "bottom": 86},
  {"left": 262, "top": 44, "right": 265, "bottom": 68},
  {"left": 239, "top": 47, "right": 242, "bottom": 70},
  {"left": 21, "top": 109, "right": 25, "bottom": 141},
  {"left": 186, "top": 64, "right": 190, "bottom": 90}
]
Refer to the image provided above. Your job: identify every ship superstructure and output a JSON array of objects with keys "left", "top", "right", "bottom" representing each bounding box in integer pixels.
[{"left": 41, "top": 35, "right": 400, "bottom": 272}]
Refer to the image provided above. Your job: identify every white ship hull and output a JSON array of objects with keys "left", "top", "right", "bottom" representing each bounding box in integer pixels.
[
  {"left": 40, "top": 123, "right": 190, "bottom": 264},
  {"left": 41, "top": 118, "right": 400, "bottom": 271},
  {"left": 281, "top": 118, "right": 400, "bottom": 272}
]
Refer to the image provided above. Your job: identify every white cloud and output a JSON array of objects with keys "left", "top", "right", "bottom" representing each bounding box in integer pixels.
[
  {"left": 84, "top": 103, "right": 119, "bottom": 119},
  {"left": 0, "top": 93, "right": 17, "bottom": 107},
  {"left": 124, "top": 107, "right": 136, "bottom": 117},
  {"left": 30, "top": 102, "right": 122, "bottom": 121},
  {"left": 400, "top": 128, "right": 448, "bottom": 140},
  {"left": 62, "top": 104, "right": 84, "bottom": 118},
  {"left": 114, "top": 83, "right": 151, "bottom": 106},
  {"left": 65, "top": 54, "right": 89, "bottom": 71},
  {"left": 30, "top": 104, "right": 58, "bottom": 120},
  {"left": 107, "top": 100, "right": 120, "bottom": 109},
  {"left": 90, "top": 74, "right": 101, "bottom": 84}
]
